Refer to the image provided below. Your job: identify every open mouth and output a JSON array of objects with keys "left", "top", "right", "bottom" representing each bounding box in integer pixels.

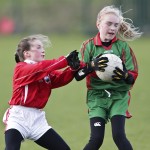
[
  {"left": 41, "top": 55, "right": 45, "bottom": 58},
  {"left": 108, "top": 32, "right": 115, "bottom": 35}
]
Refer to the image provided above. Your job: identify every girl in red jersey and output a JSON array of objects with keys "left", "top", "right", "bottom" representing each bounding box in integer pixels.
[{"left": 3, "top": 34, "right": 80, "bottom": 150}]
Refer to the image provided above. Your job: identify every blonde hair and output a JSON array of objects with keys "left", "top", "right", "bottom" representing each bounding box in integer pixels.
[
  {"left": 96, "top": 5, "right": 143, "bottom": 41},
  {"left": 15, "top": 34, "right": 51, "bottom": 63}
]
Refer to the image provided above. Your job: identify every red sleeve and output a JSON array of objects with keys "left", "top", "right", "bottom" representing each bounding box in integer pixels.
[
  {"left": 79, "top": 61, "right": 86, "bottom": 68},
  {"left": 14, "top": 56, "right": 68, "bottom": 86},
  {"left": 50, "top": 67, "right": 75, "bottom": 89}
]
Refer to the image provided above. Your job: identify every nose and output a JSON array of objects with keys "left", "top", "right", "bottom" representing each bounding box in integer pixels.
[
  {"left": 110, "top": 25, "right": 116, "bottom": 31},
  {"left": 41, "top": 49, "right": 45, "bottom": 53}
]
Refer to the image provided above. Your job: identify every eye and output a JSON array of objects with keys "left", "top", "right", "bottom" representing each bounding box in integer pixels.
[
  {"left": 37, "top": 45, "right": 41, "bottom": 49},
  {"left": 37, "top": 46, "right": 44, "bottom": 51},
  {"left": 114, "top": 23, "right": 119, "bottom": 27},
  {"left": 106, "top": 22, "right": 112, "bottom": 26}
]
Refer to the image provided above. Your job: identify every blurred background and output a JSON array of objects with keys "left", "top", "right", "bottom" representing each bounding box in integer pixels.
[
  {"left": 0, "top": 0, "right": 150, "bottom": 149},
  {"left": 0, "top": 0, "right": 150, "bottom": 36}
]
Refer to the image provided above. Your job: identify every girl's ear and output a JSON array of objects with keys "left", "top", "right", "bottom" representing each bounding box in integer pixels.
[
  {"left": 96, "top": 22, "right": 100, "bottom": 28},
  {"left": 23, "top": 50, "right": 30, "bottom": 59},
  {"left": 96, "top": 24, "right": 100, "bottom": 29}
]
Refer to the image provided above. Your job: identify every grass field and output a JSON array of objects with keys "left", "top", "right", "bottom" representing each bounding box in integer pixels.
[{"left": 0, "top": 34, "right": 150, "bottom": 150}]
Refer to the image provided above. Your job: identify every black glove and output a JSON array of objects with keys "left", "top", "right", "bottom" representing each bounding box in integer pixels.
[
  {"left": 75, "top": 54, "right": 108, "bottom": 81},
  {"left": 89, "top": 55, "right": 109, "bottom": 71},
  {"left": 74, "top": 65, "right": 93, "bottom": 81},
  {"left": 66, "top": 50, "right": 80, "bottom": 70},
  {"left": 112, "top": 63, "right": 135, "bottom": 84}
]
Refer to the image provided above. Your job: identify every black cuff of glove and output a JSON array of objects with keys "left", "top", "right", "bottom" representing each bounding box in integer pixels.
[
  {"left": 74, "top": 65, "right": 93, "bottom": 81},
  {"left": 125, "top": 73, "right": 135, "bottom": 84},
  {"left": 87, "top": 63, "right": 94, "bottom": 72}
]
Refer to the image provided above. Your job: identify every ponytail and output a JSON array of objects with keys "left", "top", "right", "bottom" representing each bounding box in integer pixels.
[{"left": 14, "top": 52, "right": 21, "bottom": 63}]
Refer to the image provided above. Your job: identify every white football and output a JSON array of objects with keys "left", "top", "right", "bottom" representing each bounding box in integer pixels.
[{"left": 95, "top": 54, "right": 123, "bottom": 82}]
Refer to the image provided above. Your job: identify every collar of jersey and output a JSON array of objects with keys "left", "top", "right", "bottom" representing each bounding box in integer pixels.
[
  {"left": 93, "top": 32, "right": 118, "bottom": 46},
  {"left": 24, "top": 59, "right": 37, "bottom": 64}
]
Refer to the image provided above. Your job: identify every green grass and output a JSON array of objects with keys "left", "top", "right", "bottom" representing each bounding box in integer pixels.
[{"left": 0, "top": 34, "right": 150, "bottom": 150}]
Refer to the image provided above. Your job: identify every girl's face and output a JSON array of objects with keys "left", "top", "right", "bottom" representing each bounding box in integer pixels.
[
  {"left": 24, "top": 39, "right": 45, "bottom": 62},
  {"left": 97, "top": 13, "right": 120, "bottom": 42}
]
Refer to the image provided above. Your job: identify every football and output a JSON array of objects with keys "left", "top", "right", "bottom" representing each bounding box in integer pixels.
[{"left": 95, "top": 54, "right": 123, "bottom": 82}]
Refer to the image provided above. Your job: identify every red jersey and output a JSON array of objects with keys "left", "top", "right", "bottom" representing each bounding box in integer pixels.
[{"left": 9, "top": 56, "right": 75, "bottom": 109}]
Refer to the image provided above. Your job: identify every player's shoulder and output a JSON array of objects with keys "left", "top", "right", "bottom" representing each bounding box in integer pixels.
[
  {"left": 80, "top": 37, "right": 95, "bottom": 54},
  {"left": 15, "top": 62, "right": 27, "bottom": 68},
  {"left": 82, "top": 37, "right": 94, "bottom": 46},
  {"left": 115, "top": 39, "right": 129, "bottom": 47}
]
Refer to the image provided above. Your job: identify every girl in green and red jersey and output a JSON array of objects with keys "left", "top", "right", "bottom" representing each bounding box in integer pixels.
[{"left": 75, "top": 5, "right": 142, "bottom": 150}]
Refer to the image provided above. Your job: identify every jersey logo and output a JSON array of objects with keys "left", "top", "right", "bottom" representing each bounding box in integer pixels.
[
  {"left": 78, "top": 69, "right": 85, "bottom": 76},
  {"left": 94, "top": 122, "right": 101, "bottom": 127},
  {"left": 104, "top": 49, "right": 114, "bottom": 54},
  {"left": 44, "top": 76, "right": 51, "bottom": 84}
]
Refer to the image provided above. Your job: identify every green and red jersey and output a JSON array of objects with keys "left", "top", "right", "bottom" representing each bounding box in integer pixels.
[{"left": 79, "top": 33, "right": 138, "bottom": 91}]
